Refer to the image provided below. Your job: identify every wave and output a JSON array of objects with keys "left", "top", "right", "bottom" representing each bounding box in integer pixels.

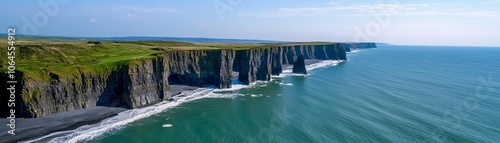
[
  {"left": 213, "top": 78, "right": 269, "bottom": 92},
  {"left": 162, "top": 124, "right": 173, "bottom": 128},
  {"left": 306, "top": 60, "right": 342, "bottom": 71},
  {"left": 275, "top": 60, "right": 343, "bottom": 78},
  {"left": 279, "top": 82, "right": 293, "bottom": 86}
]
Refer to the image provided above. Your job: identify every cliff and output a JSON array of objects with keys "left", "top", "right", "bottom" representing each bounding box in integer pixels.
[
  {"left": 1, "top": 42, "right": 373, "bottom": 118},
  {"left": 165, "top": 50, "right": 235, "bottom": 89},
  {"left": 233, "top": 43, "right": 346, "bottom": 84},
  {"left": 281, "top": 44, "right": 347, "bottom": 65},
  {"left": 343, "top": 43, "right": 377, "bottom": 52}
]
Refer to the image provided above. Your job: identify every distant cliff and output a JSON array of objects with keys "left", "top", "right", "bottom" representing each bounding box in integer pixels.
[
  {"left": 233, "top": 44, "right": 347, "bottom": 84},
  {"left": 344, "top": 43, "right": 377, "bottom": 52},
  {"left": 1, "top": 43, "right": 375, "bottom": 118}
]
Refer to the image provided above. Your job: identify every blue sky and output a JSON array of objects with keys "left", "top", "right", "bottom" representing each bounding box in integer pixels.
[{"left": 3, "top": 0, "right": 500, "bottom": 46}]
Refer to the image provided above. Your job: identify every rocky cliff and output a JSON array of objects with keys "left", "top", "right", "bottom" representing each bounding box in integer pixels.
[
  {"left": 233, "top": 43, "right": 347, "bottom": 84},
  {"left": 281, "top": 44, "right": 347, "bottom": 65},
  {"left": 292, "top": 55, "right": 307, "bottom": 74},
  {"left": 1, "top": 43, "right": 372, "bottom": 118},
  {"left": 344, "top": 43, "right": 377, "bottom": 52}
]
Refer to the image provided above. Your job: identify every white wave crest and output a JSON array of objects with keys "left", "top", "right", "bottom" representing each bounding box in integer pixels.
[
  {"left": 279, "top": 83, "right": 293, "bottom": 86},
  {"left": 276, "top": 60, "right": 342, "bottom": 78}
]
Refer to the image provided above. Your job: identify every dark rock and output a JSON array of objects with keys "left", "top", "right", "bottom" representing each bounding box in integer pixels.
[
  {"left": 344, "top": 43, "right": 377, "bottom": 52},
  {"left": 165, "top": 49, "right": 234, "bottom": 89},
  {"left": 292, "top": 55, "right": 307, "bottom": 74},
  {"left": 235, "top": 48, "right": 271, "bottom": 85}
]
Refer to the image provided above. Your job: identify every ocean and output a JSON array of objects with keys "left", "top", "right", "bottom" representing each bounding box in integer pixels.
[{"left": 29, "top": 45, "right": 500, "bottom": 143}]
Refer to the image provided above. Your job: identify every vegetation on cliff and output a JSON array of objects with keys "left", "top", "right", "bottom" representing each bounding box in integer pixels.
[
  {"left": 0, "top": 36, "right": 361, "bottom": 118},
  {"left": 0, "top": 37, "right": 339, "bottom": 81}
]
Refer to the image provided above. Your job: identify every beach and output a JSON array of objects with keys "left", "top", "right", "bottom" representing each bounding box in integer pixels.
[{"left": 0, "top": 106, "right": 127, "bottom": 143}]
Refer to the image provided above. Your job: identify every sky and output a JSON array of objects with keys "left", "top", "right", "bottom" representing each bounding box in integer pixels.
[{"left": 2, "top": 0, "right": 500, "bottom": 46}]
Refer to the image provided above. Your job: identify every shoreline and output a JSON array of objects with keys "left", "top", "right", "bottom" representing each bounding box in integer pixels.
[
  {"left": 0, "top": 60, "right": 332, "bottom": 142},
  {"left": 283, "top": 59, "right": 324, "bottom": 70},
  {"left": 0, "top": 85, "right": 201, "bottom": 143},
  {"left": 0, "top": 106, "right": 127, "bottom": 143}
]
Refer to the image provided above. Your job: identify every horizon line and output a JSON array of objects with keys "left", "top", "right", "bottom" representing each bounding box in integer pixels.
[{"left": 4, "top": 33, "right": 500, "bottom": 47}]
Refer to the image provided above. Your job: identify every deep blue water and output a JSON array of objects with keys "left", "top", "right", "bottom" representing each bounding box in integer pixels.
[{"left": 37, "top": 45, "right": 500, "bottom": 143}]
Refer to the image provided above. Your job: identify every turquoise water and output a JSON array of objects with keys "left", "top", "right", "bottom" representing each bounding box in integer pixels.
[{"left": 59, "top": 46, "right": 500, "bottom": 142}]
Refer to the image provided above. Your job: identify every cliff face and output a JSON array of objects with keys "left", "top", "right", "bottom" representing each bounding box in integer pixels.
[
  {"left": 165, "top": 50, "right": 235, "bottom": 89},
  {"left": 18, "top": 68, "right": 132, "bottom": 117},
  {"left": 2, "top": 43, "right": 372, "bottom": 118},
  {"left": 344, "top": 43, "right": 378, "bottom": 52},
  {"left": 281, "top": 44, "right": 347, "bottom": 65},
  {"left": 16, "top": 60, "right": 169, "bottom": 117},
  {"left": 234, "top": 48, "right": 272, "bottom": 84},
  {"left": 233, "top": 43, "right": 346, "bottom": 84}
]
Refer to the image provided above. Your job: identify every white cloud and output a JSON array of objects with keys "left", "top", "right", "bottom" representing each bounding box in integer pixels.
[
  {"left": 242, "top": 2, "right": 499, "bottom": 18},
  {"left": 480, "top": 0, "right": 500, "bottom": 4},
  {"left": 329, "top": 1, "right": 337, "bottom": 5},
  {"left": 242, "top": 3, "right": 426, "bottom": 18},
  {"left": 400, "top": 11, "right": 500, "bottom": 18},
  {"left": 198, "top": 24, "right": 209, "bottom": 27},
  {"left": 89, "top": 18, "right": 98, "bottom": 23},
  {"left": 113, "top": 6, "right": 180, "bottom": 14},
  {"left": 126, "top": 13, "right": 139, "bottom": 18}
]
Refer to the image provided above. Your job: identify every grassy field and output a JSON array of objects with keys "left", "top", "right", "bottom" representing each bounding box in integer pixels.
[{"left": 0, "top": 36, "right": 335, "bottom": 81}]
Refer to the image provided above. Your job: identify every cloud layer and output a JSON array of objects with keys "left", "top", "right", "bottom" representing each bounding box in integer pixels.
[{"left": 242, "top": 1, "right": 500, "bottom": 18}]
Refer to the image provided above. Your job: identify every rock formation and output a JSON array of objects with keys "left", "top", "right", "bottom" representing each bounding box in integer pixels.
[
  {"left": 292, "top": 55, "right": 307, "bottom": 74},
  {"left": 343, "top": 43, "right": 377, "bottom": 52}
]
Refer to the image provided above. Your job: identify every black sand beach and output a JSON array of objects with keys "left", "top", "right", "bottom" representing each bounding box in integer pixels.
[{"left": 0, "top": 106, "right": 127, "bottom": 143}]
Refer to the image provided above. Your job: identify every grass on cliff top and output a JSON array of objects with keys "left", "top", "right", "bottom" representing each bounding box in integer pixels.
[
  {"left": 0, "top": 37, "right": 335, "bottom": 81},
  {"left": 1, "top": 41, "right": 158, "bottom": 80}
]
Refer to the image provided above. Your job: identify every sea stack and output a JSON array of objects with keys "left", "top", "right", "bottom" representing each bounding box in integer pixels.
[{"left": 292, "top": 55, "right": 307, "bottom": 74}]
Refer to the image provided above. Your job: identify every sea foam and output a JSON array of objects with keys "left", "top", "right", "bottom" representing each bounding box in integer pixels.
[{"left": 275, "top": 60, "right": 342, "bottom": 78}]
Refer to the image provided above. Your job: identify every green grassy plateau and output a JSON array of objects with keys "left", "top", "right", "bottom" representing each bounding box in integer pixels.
[{"left": 0, "top": 36, "right": 335, "bottom": 81}]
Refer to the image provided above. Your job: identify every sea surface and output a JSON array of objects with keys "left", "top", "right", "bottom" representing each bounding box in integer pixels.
[{"left": 31, "top": 45, "right": 500, "bottom": 143}]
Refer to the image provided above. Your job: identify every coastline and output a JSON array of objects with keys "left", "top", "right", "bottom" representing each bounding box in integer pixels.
[
  {"left": 2, "top": 60, "right": 334, "bottom": 142},
  {"left": 0, "top": 106, "right": 127, "bottom": 143},
  {"left": 0, "top": 85, "right": 202, "bottom": 143},
  {"left": 283, "top": 59, "right": 324, "bottom": 70}
]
